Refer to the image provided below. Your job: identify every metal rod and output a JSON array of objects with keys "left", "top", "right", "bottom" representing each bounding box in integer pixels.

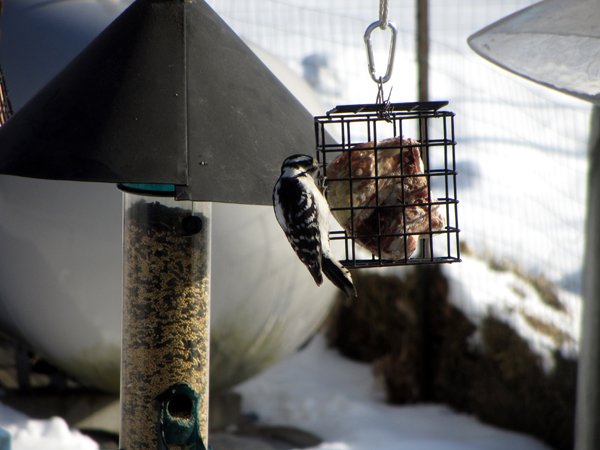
[
  {"left": 416, "top": 0, "right": 429, "bottom": 103},
  {"left": 120, "top": 194, "right": 211, "bottom": 450},
  {"left": 575, "top": 105, "right": 600, "bottom": 450},
  {"left": 416, "top": 0, "right": 431, "bottom": 260}
]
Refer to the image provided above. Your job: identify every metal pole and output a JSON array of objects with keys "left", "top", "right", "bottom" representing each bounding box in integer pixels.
[
  {"left": 120, "top": 193, "right": 211, "bottom": 450},
  {"left": 416, "top": 0, "right": 432, "bottom": 260},
  {"left": 416, "top": 0, "right": 429, "bottom": 104},
  {"left": 575, "top": 106, "right": 600, "bottom": 450}
]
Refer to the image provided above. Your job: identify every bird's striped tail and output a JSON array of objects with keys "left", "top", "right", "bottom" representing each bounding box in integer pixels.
[{"left": 322, "top": 255, "right": 357, "bottom": 299}]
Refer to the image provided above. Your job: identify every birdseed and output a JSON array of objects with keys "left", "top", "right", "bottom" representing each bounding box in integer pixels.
[{"left": 120, "top": 197, "right": 211, "bottom": 449}]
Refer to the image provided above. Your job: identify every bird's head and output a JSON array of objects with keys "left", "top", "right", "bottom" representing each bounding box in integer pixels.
[{"left": 280, "top": 154, "right": 319, "bottom": 178}]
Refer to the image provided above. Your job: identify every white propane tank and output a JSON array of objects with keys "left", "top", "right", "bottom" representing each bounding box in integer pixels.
[{"left": 0, "top": 0, "right": 335, "bottom": 392}]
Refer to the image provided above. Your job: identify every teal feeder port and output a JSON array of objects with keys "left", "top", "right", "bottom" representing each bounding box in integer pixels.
[
  {"left": 158, "top": 383, "right": 210, "bottom": 450},
  {"left": 118, "top": 183, "right": 177, "bottom": 196}
]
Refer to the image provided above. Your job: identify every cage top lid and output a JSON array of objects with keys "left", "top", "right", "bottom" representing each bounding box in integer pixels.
[
  {"left": 0, "top": 0, "right": 315, "bottom": 204},
  {"left": 323, "top": 101, "right": 450, "bottom": 116},
  {"left": 468, "top": 0, "right": 600, "bottom": 104}
]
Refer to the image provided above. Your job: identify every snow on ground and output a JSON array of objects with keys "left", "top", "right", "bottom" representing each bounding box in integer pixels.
[
  {"left": 0, "top": 328, "right": 556, "bottom": 450},
  {"left": 446, "top": 254, "right": 581, "bottom": 371},
  {"left": 0, "top": 403, "right": 98, "bottom": 450},
  {"left": 236, "top": 333, "right": 552, "bottom": 450}
]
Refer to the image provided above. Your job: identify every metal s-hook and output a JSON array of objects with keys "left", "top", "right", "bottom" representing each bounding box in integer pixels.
[{"left": 364, "top": 20, "right": 397, "bottom": 84}]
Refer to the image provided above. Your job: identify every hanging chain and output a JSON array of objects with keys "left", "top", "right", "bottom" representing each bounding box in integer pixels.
[{"left": 364, "top": 0, "right": 396, "bottom": 119}]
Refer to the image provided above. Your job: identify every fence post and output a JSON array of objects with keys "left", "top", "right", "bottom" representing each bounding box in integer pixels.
[
  {"left": 576, "top": 105, "right": 600, "bottom": 450},
  {"left": 416, "top": 0, "right": 429, "bottom": 103}
]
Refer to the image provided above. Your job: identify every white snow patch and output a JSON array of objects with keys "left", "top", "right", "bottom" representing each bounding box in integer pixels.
[
  {"left": 0, "top": 403, "right": 98, "bottom": 450},
  {"left": 446, "top": 255, "right": 580, "bottom": 370},
  {"left": 237, "top": 334, "right": 552, "bottom": 450}
]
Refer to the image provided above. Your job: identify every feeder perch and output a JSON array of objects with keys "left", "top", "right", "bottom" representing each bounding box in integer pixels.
[
  {"left": 0, "top": 0, "right": 316, "bottom": 448},
  {"left": 315, "top": 101, "right": 460, "bottom": 268}
]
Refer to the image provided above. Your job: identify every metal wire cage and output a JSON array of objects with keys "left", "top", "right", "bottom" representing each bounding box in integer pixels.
[{"left": 315, "top": 101, "right": 460, "bottom": 268}]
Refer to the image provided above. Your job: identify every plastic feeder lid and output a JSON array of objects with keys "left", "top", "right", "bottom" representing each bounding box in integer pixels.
[
  {"left": 468, "top": 0, "right": 600, "bottom": 104},
  {"left": 0, "top": 0, "right": 315, "bottom": 205}
]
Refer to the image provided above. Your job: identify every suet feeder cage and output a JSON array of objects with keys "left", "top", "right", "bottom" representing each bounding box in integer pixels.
[
  {"left": 314, "top": 0, "right": 461, "bottom": 270},
  {"left": 315, "top": 101, "right": 460, "bottom": 268}
]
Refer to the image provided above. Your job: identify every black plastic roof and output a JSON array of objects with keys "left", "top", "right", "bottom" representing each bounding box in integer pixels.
[{"left": 0, "top": 0, "right": 315, "bottom": 205}]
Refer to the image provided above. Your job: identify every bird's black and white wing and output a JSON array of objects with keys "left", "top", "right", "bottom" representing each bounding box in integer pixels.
[{"left": 273, "top": 176, "right": 323, "bottom": 285}]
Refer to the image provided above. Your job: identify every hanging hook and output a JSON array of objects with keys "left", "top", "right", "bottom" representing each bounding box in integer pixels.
[
  {"left": 364, "top": 20, "right": 397, "bottom": 84},
  {"left": 364, "top": 0, "right": 396, "bottom": 117}
]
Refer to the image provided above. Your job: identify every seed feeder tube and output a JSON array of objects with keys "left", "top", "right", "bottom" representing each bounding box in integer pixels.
[
  {"left": 315, "top": 101, "right": 460, "bottom": 269},
  {"left": 120, "top": 185, "right": 211, "bottom": 449}
]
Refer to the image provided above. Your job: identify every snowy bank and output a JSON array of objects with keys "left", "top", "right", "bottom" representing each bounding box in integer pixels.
[{"left": 236, "top": 334, "right": 552, "bottom": 450}]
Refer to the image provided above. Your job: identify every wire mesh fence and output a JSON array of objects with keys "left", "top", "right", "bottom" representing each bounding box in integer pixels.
[{"left": 207, "top": 0, "right": 589, "bottom": 298}]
